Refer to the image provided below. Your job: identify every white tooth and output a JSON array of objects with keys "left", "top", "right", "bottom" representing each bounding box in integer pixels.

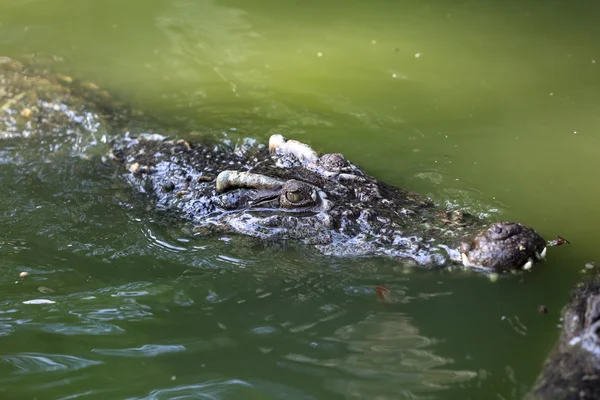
[
  {"left": 268, "top": 134, "right": 286, "bottom": 154},
  {"left": 540, "top": 247, "right": 547, "bottom": 259},
  {"left": 488, "top": 273, "right": 499, "bottom": 282},
  {"left": 523, "top": 258, "right": 533, "bottom": 270},
  {"left": 535, "top": 251, "right": 541, "bottom": 260},
  {"left": 461, "top": 253, "right": 472, "bottom": 267}
]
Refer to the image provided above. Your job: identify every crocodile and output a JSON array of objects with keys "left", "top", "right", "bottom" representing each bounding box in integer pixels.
[
  {"left": 0, "top": 56, "right": 550, "bottom": 271},
  {"left": 0, "top": 56, "right": 123, "bottom": 140},
  {"left": 108, "top": 133, "right": 549, "bottom": 271},
  {"left": 0, "top": 55, "right": 171, "bottom": 154},
  {"left": 526, "top": 273, "right": 600, "bottom": 399}
]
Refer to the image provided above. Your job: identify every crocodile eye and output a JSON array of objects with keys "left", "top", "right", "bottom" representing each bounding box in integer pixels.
[
  {"left": 285, "top": 190, "right": 304, "bottom": 203},
  {"left": 280, "top": 180, "right": 320, "bottom": 209}
]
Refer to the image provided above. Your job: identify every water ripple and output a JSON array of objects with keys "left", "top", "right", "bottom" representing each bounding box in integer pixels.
[
  {"left": 126, "top": 379, "right": 253, "bottom": 400},
  {"left": 79, "top": 306, "right": 153, "bottom": 322},
  {"left": 92, "top": 344, "right": 186, "bottom": 358},
  {"left": 0, "top": 353, "right": 101, "bottom": 374},
  {"left": 0, "top": 322, "right": 15, "bottom": 336},
  {"left": 57, "top": 389, "right": 117, "bottom": 400},
  {"left": 0, "top": 280, "right": 173, "bottom": 337},
  {"left": 41, "top": 322, "right": 125, "bottom": 336},
  {"left": 144, "top": 228, "right": 188, "bottom": 253}
]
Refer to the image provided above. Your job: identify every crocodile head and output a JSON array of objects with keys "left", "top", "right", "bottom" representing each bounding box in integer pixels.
[{"left": 112, "top": 134, "right": 547, "bottom": 271}]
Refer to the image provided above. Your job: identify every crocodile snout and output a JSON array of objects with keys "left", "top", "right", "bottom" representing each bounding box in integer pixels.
[{"left": 460, "top": 222, "right": 547, "bottom": 271}]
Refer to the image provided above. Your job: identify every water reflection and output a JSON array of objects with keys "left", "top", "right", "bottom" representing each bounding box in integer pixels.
[{"left": 282, "top": 312, "right": 476, "bottom": 399}]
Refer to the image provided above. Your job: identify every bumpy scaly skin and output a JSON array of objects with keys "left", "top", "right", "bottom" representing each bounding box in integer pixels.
[
  {"left": 108, "top": 134, "right": 548, "bottom": 271},
  {"left": 526, "top": 276, "right": 600, "bottom": 400},
  {"left": 0, "top": 56, "right": 160, "bottom": 149},
  {"left": 461, "top": 222, "right": 547, "bottom": 270},
  {"left": 0, "top": 57, "right": 113, "bottom": 140}
]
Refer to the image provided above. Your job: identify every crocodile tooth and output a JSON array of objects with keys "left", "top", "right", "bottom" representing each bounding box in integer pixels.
[
  {"left": 523, "top": 258, "right": 533, "bottom": 270},
  {"left": 535, "top": 247, "right": 548, "bottom": 260},
  {"left": 268, "top": 134, "right": 286, "bottom": 154},
  {"left": 461, "top": 253, "right": 472, "bottom": 267}
]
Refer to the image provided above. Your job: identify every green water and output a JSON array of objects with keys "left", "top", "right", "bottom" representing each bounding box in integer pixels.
[{"left": 1, "top": 0, "right": 600, "bottom": 398}]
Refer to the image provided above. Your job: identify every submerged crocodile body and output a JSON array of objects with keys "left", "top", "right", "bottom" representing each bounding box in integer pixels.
[
  {"left": 108, "top": 133, "right": 548, "bottom": 271},
  {"left": 0, "top": 56, "right": 550, "bottom": 271},
  {"left": 526, "top": 274, "right": 600, "bottom": 400},
  {"left": 0, "top": 56, "right": 125, "bottom": 140}
]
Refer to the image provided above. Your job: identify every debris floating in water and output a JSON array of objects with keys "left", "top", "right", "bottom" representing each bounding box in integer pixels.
[
  {"left": 19, "top": 271, "right": 28, "bottom": 278},
  {"left": 547, "top": 236, "right": 570, "bottom": 247},
  {"left": 23, "top": 299, "right": 56, "bottom": 305},
  {"left": 376, "top": 286, "right": 390, "bottom": 303},
  {"left": 538, "top": 305, "right": 549, "bottom": 314},
  {"left": 317, "top": 52, "right": 323, "bottom": 57},
  {"left": 415, "top": 52, "right": 422, "bottom": 58}
]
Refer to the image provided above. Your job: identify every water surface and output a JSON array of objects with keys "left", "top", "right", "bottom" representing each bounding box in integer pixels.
[{"left": 0, "top": 0, "right": 599, "bottom": 398}]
